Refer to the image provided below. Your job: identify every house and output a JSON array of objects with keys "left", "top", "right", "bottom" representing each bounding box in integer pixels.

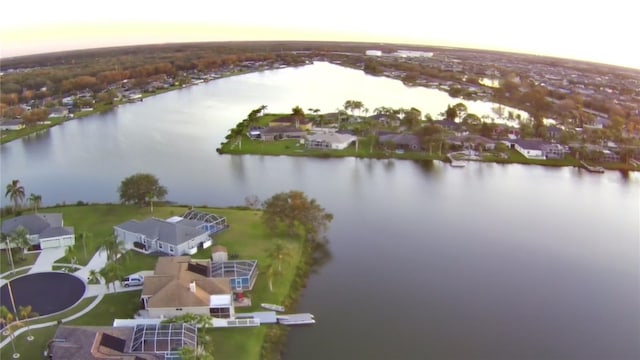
[
  {"left": 509, "top": 139, "right": 546, "bottom": 159},
  {"left": 541, "top": 143, "right": 568, "bottom": 159},
  {"left": 546, "top": 126, "right": 563, "bottom": 139},
  {"left": 48, "top": 107, "right": 69, "bottom": 118},
  {"left": 1, "top": 213, "right": 75, "bottom": 249},
  {"left": 305, "top": 132, "right": 357, "bottom": 150},
  {"left": 379, "top": 133, "right": 421, "bottom": 151},
  {"left": 114, "top": 211, "right": 226, "bottom": 256},
  {"left": 48, "top": 323, "right": 197, "bottom": 359},
  {"left": 0, "top": 119, "right": 25, "bottom": 131},
  {"left": 432, "top": 119, "right": 468, "bottom": 136},
  {"left": 141, "top": 256, "right": 235, "bottom": 319},
  {"left": 269, "top": 116, "right": 312, "bottom": 130},
  {"left": 447, "top": 135, "right": 496, "bottom": 151},
  {"left": 259, "top": 126, "right": 306, "bottom": 141}
]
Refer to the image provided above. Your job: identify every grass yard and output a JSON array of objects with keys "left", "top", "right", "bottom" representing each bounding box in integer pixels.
[
  {"left": 0, "top": 250, "right": 39, "bottom": 274},
  {"left": 68, "top": 291, "right": 142, "bottom": 326},
  {"left": 1, "top": 204, "right": 309, "bottom": 360},
  {"left": 0, "top": 325, "right": 58, "bottom": 360}
]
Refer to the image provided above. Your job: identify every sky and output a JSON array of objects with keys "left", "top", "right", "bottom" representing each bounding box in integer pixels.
[{"left": 1, "top": 0, "right": 638, "bottom": 69}]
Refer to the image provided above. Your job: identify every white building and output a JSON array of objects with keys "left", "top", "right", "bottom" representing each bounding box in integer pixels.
[
  {"left": 365, "top": 50, "right": 382, "bottom": 56},
  {"left": 306, "top": 132, "right": 358, "bottom": 150}
]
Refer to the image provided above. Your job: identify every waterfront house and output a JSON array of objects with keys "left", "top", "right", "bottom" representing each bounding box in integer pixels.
[
  {"left": 49, "top": 323, "right": 197, "bottom": 359},
  {"left": 1, "top": 213, "right": 75, "bottom": 249},
  {"left": 379, "top": 133, "right": 421, "bottom": 151},
  {"left": 509, "top": 139, "right": 546, "bottom": 159},
  {"left": 259, "top": 126, "right": 306, "bottom": 141},
  {"left": 0, "top": 119, "right": 25, "bottom": 131},
  {"left": 368, "top": 113, "right": 401, "bottom": 127},
  {"left": 141, "top": 256, "right": 235, "bottom": 319},
  {"left": 48, "top": 107, "right": 69, "bottom": 118},
  {"left": 305, "top": 132, "right": 357, "bottom": 150},
  {"left": 446, "top": 135, "right": 496, "bottom": 151},
  {"left": 114, "top": 210, "right": 226, "bottom": 256}
]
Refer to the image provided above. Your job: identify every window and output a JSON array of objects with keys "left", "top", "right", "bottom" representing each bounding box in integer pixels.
[
  {"left": 158, "top": 242, "right": 163, "bottom": 250},
  {"left": 168, "top": 245, "right": 175, "bottom": 253}
]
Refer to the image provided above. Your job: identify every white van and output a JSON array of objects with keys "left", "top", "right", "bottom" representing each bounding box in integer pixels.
[{"left": 121, "top": 274, "right": 144, "bottom": 287}]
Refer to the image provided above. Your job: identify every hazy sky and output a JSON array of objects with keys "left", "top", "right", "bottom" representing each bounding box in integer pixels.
[{"left": 1, "top": 0, "right": 638, "bottom": 69}]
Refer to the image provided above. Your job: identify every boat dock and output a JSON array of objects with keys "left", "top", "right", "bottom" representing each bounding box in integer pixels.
[
  {"left": 277, "top": 313, "right": 316, "bottom": 325},
  {"left": 447, "top": 153, "right": 466, "bottom": 167},
  {"left": 580, "top": 161, "right": 605, "bottom": 173}
]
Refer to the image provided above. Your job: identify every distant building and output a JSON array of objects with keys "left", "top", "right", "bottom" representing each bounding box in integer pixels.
[
  {"left": 365, "top": 50, "right": 382, "bottom": 56},
  {"left": 394, "top": 50, "right": 434, "bottom": 58}
]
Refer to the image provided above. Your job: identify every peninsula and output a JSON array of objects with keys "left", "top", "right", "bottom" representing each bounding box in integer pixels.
[{"left": 218, "top": 104, "right": 640, "bottom": 172}]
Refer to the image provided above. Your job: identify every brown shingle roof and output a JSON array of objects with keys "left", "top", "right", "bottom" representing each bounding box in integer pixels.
[{"left": 143, "top": 257, "right": 231, "bottom": 309}]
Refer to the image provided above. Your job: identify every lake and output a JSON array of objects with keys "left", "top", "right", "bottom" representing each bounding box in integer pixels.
[{"left": 1, "top": 62, "right": 638, "bottom": 359}]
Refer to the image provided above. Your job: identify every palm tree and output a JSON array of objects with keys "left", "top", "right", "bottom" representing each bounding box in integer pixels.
[
  {"left": 12, "top": 226, "right": 31, "bottom": 260},
  {"left": 179, "top": 345, "right": 214, "bottom": 360},
  {"left": 5, "top": 179, "right": 25, "bottom": 214},
  {"left": 99, "top": 262, "right": 123, "bottom": 292},
  {"left": 1, "top": 305, "right": 22, "bottom": 356},
  {"left": 268, "top": 241, "right": 293, "bottom": 272},
  {"left": 265, "top": 263, "right": 279, "bottom": 292},
  {"left": 28, "top": 193, "right": 42, "bottom": 213},
  {"left": 78, "top": 231, "right": 92, "bottom": 260},
  {"left": 18, "top": 305, "right": 38, "bottom": 340},
  {"left": 100, "top": 235, "right": 127, "bottom": 263},
  {"left": 87, "top": 269, "right": 101, "bottom": 284},
  {"left": 65, "top": 244, "right": 78, "bottom": 266}
]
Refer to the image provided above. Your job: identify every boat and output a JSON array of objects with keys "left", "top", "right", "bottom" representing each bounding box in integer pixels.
[
  {"left": 261, "top": 303, "right": 285, "bottom": 312},
  {"left": 277, "top": 313, "right": 315, "bottom": 325},
  {"left": 580, "top": 161, "right": 605, "bottom": 173},
  {"left": 450, "top": 161, "right": 466, "bottom": 168}
]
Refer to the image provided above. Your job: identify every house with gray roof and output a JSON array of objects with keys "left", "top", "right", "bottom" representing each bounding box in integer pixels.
[
  {"left": 305, "top": 132, "right": 357, "bottom": 150},
  {"left": 379, "top": 133, "right": 421, "bottom": 151},
  {"left": 1, "top": 213, "right": 75, "bottom": 249},
  {"left": 114, "top": 215, "right": 216, "bottom": 256}
]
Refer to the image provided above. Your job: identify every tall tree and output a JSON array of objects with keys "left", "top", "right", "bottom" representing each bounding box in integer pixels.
[
  {"left": 268, "top": 241, "right": 293, "bottom": 272},
  {"left": 28, "top": 193, "right": 42, "bottom": 213},
  {"left": 5, "top": 179, "right": 25, "bottom": 214},
  {"left": 0, "top": 306, "right": 21, "bottom": 355},
  {"left": 18, "top": 305, "right": 38, "bottom": 340},
  {"left": 87, "top": 269, "right": 101, "bottom": 284},
  {"left": 262, "top": 191, "right": 333, "bottom": 241},
  {"left": 99, "top": 262, "right": 123, "bottom": 292},
  {"left": 11, "top": 226, "right": 31, "bottom": 260},
  {"left": 118, "top": 173, "right": 167, "bottom": 206},
  {"left": 65, "top": 244, "right": 79, "bottom": 266},
  {"left": 100, "top": 235, "right": 127, "bottom": 263}
]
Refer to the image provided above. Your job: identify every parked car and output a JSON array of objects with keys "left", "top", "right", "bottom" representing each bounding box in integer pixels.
[{"left": 121, "top": 274, "right": 144, "bottom": 287}]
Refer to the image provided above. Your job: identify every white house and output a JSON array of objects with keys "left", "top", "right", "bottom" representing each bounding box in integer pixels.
[
  {"left": 0, "top": 213, "right": 75, "bottom": 249},
  {"left": 305, "top": 132, "right": 357, "bottom": 150},
  {"left": 114, "top": 218, "right": 211, "bottom": 256},
  {"left": 0, "top": 119, "right": 25, "bottom": 131},
  {"left": 509, "top": 139, "right": 546, "bottom": 159}
]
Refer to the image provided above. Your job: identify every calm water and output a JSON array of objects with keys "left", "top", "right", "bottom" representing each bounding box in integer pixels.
[{"left": 1, "top": 62, "right": 639, "bottom": 359}]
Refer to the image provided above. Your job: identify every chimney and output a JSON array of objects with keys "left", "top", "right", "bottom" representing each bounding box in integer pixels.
[{"left": 189, "top": 281, "right": 196, "bottom": 293}]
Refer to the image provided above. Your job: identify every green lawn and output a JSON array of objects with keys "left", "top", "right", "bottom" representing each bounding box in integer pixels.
[
  {"left": 0, "top": 325, "right": 58, "bottom": 360},
  {"left": 68, "top": 291, "right": 142, "bottom": 326},
  {"left": 1, "top": 268, "right": 30, "bottom": 280},
  {"left": 0, "top": 251, "right": 39, "bottom": 274},
  {"left": 1, "top": 204, "right": 309, "bottom": 360}
]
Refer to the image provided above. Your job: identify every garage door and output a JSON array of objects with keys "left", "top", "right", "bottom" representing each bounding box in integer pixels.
[{"left": 40, "top": 238, "right": 62, "bottom": 249}]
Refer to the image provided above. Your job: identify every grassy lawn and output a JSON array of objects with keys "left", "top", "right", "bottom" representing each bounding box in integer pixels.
[
  {"left": 50, "top": 204, "right": 195, "bottom": 265},
  {"left": 1, "top": 204, "right": 307, "bottom": 360},
  {"left": 0, "top": 297, "right": 96, "bottom": 346},
  {"left": 68, "top": 291, "right": 142, "bottom": 326},
  {"left": 1, "top": 268, "right": 31, "bottom": 280},
  {"left": 212, "top": 327, "right": 265, "bottom": 360},
  {"left": 0, "top": 251, "right": 39, "bottom": 274},
  {"left": 0, "top": 325, "right": 58, "bottom": 360}
]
